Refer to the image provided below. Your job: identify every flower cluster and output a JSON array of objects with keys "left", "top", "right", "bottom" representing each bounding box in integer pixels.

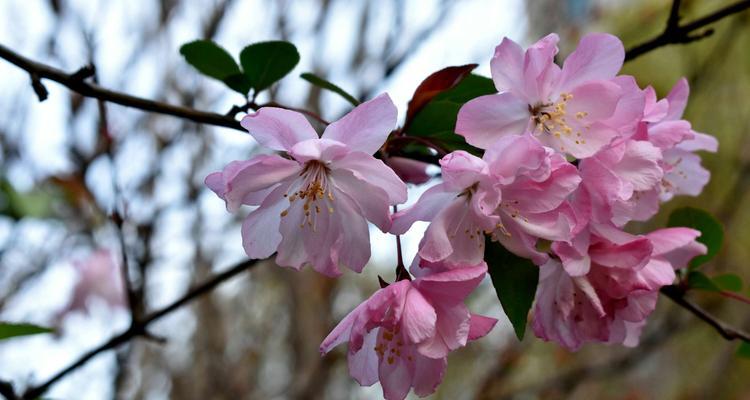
[{"left": 207, "top": 33, "right": 715, "bottom": 399}]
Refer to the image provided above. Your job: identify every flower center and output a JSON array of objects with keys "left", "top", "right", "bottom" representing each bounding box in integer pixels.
[
  {"left": 530, "top": 93, "right": 589, "bottom": 151},
  {"left": 281, "top": 160, "right": 335, "bottom": 231},
  {"left": 374, "top": 326, "right": 413, "bottom": 365}
]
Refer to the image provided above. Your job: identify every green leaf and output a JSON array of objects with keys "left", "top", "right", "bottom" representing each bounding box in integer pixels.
[
  {"left": 687, "top": 271, "right": 720, "bottom": 291},
  {"left": 0, "top": 322, "right": 54, "bottom": 340},
  {"left": 737, "top": 341, "right": 750, "bottom": 358},
  {"left": 432, "top": 74, "right": 495, "bottom": 103},
  {"left": 300, "top": 73, "right": 359, "bottom": 106},
  {"left": 667, "top": 207, "right": 724, "bottom": 268},
  {"left": 240, "top": 41, "right": 300, "bottom": 92},
  {"left": 712, "top": 273, "right": 743, "bottom": 292},
  {"left": 179, "top": 40, "right": 248, "bottom": 94},
  {"left": 484, "top": 236, "right": 539, "bottom": 340}
]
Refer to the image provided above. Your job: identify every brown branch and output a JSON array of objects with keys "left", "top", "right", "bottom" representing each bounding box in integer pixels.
[
  {"left": 18, "top": 258, "right": 263, "bottom": 400},
  {"left": 625, "top": 0, "right": 750, "bottom": 61},
  {"left": 661, "top": 285, "right": 750, "bottom": 342},
  {"left": 0, "top": 44, "right": 243, "bottom": 131}
]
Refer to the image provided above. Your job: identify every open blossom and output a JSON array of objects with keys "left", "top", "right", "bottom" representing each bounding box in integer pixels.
[
  {"left": 206, "top": 94, "right": 407, "bottom": 277},
  {"left": 533, "top": 224, "right": 706, "bottom": 350},
  {"left": 577, "top": 78, "right": 717, "bottom": 226},
  {"left": 320, "top": 264, "right": 496, "bottom": 400},
  {"left": 456, "top": 33, "right": 634, "bottom": 158}
]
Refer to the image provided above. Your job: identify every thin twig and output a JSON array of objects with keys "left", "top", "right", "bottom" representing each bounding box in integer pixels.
[
  {"left": 625, "top": 0, "right": 750, "bottom": 61},
  {"left": 660, "top": 285, "right": 750, "bottom": 342},
  {"left": 19, "top": 258, "right": 262, "bottom": 400},
  {"left": 0, "top": 44, "right": 243, "bottom": 131}
]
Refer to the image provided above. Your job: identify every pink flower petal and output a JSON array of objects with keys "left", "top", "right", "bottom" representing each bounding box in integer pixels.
[
  {"left": 490, "top": 36, "right": 525, "bottom": 94},
  {"left": 411, "top": 355, "right": 447, "bottom": 397},
  {"left": 401, "top": 287, "right": 438, "bottom": 344},
  {"left": 241, "top": 107, "right": 318, "bottom": 151},
  {"left": 206, "top": 155, "right": 301, "bottom": 212},
  {"left": 455, "top": 92, "right": 530, "bottom": 150},
  {"left": 467, "top": 314, "right": 498, "bottom": 340},
  {"left": 390, "top": 184, "right": 455, "bottom": 235},
  {"left": 558, "top": 33, "right": 625, "bottom": 92},
  {"left": 664, "top": 78, "right": 689, "bottom": 121},
  {"left": 333, "top": 152, "right": 408, "bottom": 204},
  {"left": 322, "top": 93, "right": 397, "bottom": 155},
  {"left": 331, "top": 168, "right": 392, "bottom": 232}
]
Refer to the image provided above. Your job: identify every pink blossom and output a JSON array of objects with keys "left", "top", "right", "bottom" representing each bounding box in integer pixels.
[
  {"left": 392, "top": 135, "right": 580, "bottom": 266},
  {"left": 640, "top": 79, "right": 718, "bottom": 201},
  {"left": 206, "top": 94, "right": 407, "bottom": 277},
  {"left": 55, "top": 249, "right": 126, "bottom": 324},
  {"left": 484, "top": 135, "right": 581, "bottom": 264},
  {"left": 455, "top": 33, "right": 630, "bottom": 158},
  {"left": 578, "top": 138, "right": 664, "bottom": 226},
  {"left": 320, "top": 264, "right": 496, "bottom": 400},
  {"left": 390, "top": 151, "right": 501, "bottom": 266},
  {"left": 533, "top": 224, "right": 706, "bottom": 350}
]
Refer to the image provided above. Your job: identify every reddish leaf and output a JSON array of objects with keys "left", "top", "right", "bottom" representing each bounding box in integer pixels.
[{"left": 404, "top": 64, "right": 478, "bottom": 127}]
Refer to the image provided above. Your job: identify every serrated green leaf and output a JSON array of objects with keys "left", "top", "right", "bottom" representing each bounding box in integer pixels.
[
  {"left": 687, "top": 271, "right": 720, "bottom": 291},
  {"left": 484, "top": 236, "right": 539, "bottom": 340},
  {"left": 712, "top": 273, "right": 743, "bottom": 292},
  {"left": 0, "top": 322, "right": 54, "bottom": 340},
  {"left": 737, "top": 341, "right": 750, "bottom": 358},
  {"left": 667, "top": 207, "right": 724, "bottom": 268},
  {"left": 240, "top": 41, "right": 300, "bottom": 92},
  {"left": 179, "top": 40, "right": 247, "bottom": 94},
  {"left": 300, "top": 73, "right": 359, "bottom": 106}
]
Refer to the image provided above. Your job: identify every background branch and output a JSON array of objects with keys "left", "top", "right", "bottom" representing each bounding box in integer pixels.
[
  {"left": 625, "top": 0, "right": 750, "bottom": 61},
  {"left": 17, "top": 258, "right": 263, "bottom": 400},
  {"left": 0, "top": 44, "right": 244, "bottom": 131}
]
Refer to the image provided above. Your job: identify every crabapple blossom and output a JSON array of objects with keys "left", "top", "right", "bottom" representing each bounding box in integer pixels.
[
  {"left": 391, "top": 135, "right": 580, "bottom": 267},
  {"left": 483, "top": 134, "right": 581, "bottom": 264},
  {"left": 319, "top": 263, "right": 496, "bottom": 400},
  {"left": 532, "top": 224, "right": 706, "bottom": 350},
  {"left": 390, "top": 150, "right": 501, "bottom": 266},
  {"left": 206, "top": 94, "right": 407, "bottom": 277},
  {"left": 639, "top": 78, "right": 718, "bottom": 201},
  {"left": 456, "top": 33, "right": 633, "bottom": 158}
]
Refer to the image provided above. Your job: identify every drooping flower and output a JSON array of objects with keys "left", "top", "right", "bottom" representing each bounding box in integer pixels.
[
  {"left": 456, "top": 33, "right": 634, "bottom": 158},
  {"left": 532, "top": 224, "right": 706, "bottom": 350},
  {"left": 206, "top": 94, "right": 407, "bottom": 277},
  {"left": 320, "top": 264, "right": 496, "bottom": 400}
]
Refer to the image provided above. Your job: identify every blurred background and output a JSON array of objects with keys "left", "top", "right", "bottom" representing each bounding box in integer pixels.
[{"left": 0, "top": 0, "right": 749, "bottom": 399}]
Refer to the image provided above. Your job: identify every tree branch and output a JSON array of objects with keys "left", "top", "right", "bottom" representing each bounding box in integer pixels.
[
  {"left": 0, "top": 44, "right": 243, "bottom": 131},
  {"left": 18, "top": 258, "right": 263, "bottom": 400},
  {"left": 661, "top": 285, "right": 750, "bottom": 342},
  {"left": 625, "top": 0, "right": 750, "bottom": 61}
]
